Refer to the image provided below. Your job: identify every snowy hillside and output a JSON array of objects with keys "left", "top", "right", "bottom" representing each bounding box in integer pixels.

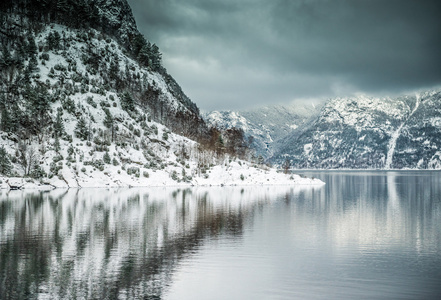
[
  {"left": 204, "top": 102, "right": 322, "bottom": 159},
  {"left": 272, "top": 91, "right": 441, "bottom": 169},
  {"left": 0, "top": 0, "right": 323, "bottom": 187}
]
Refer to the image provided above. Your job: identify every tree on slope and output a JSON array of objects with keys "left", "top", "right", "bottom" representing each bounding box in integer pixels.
[
  {"left": 75, "top": 117, "right": 89, "bottom": 141},
  {"left": 282, "top": 158, "right": 291, "bottom": 174},
  {"left": 0, "top": 99, "right": 12, "bottom": 132},
  {"left": 103, "top": 108, "right": 115, "bottom": 142},
  {"left": 25, "top": 84, "right": 51, "bottom": 141},
  {"left": 18, "top": 142, "right": 38, "bottom": 176},
  {"left": 0, "top": 146, "right": 12, "bottom": 175}
]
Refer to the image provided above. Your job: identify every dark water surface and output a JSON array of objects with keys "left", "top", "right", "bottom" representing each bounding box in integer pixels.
[{"left": 1, "top": 171, "right": 441, "bottom": 299}]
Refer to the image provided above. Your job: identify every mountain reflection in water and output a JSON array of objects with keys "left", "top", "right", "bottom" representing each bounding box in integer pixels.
[
  {"left": 1, "top": 173, "right": 441, "bottom": 300},
  {"left": 0, "top": 187, "right": 309, "bottom": 299}
]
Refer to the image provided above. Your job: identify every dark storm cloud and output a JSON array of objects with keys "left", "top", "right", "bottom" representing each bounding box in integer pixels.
[{"left": 127, "top": 0, "right": 441, "bottom": 110}]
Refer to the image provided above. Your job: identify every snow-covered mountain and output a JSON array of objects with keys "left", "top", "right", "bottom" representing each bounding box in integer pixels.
[
  {"left": 272, "top": 91, "right": 441, "bottom": 169},
  {"left": 207, "top": 91, "right": 441, "bottom": 170},
  {"left": 204, "top": 103, "right": 322, "bottom": 159},
  {"left": 0, "top": 0, "right": 324, "bottom": 187}
]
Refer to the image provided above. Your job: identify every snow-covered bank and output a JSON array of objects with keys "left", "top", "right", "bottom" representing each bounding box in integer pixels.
[{"left": 0, "top": 162, "right": 324, "bottom": 189}]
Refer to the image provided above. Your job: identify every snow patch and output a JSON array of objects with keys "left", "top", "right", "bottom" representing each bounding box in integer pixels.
[
  {"left": 385, "top": 94, "right": 421, "bottom": 169},
  {"left": 304, "top": 143, "right": 313, "bottom": 155}
]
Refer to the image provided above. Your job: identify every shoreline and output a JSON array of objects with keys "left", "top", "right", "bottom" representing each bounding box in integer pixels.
[{"left": 0, "top": 174, "right": 325, "bottom": 191}]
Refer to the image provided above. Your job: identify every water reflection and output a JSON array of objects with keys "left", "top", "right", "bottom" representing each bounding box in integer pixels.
[
  {"left": 297, "top": 171, "right": 441, "bottom": 253},
  {"left": 0, "top": 186, "right": 316, "bottom": 299},
  {"left": 166, "top": 172, "right": 441, "bottom": 300},
  {"left": 1, "top": 172, "right": 441, "bottom": 299}
]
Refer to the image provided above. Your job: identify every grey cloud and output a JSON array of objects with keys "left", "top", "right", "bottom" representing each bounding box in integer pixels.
[{"left": 127, "top": 0, "right": 441, "bottom": 110}]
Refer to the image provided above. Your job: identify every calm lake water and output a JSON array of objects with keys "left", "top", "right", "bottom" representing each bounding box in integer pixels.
[{"left": 1, "top": 171, "right": 441, "bottom": 299}]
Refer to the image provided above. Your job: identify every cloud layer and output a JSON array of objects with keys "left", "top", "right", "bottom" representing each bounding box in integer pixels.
[{"left": 127, "top": 0, "right": 441, "bottom": 110}]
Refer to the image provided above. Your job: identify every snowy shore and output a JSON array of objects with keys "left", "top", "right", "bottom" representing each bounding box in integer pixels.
[{"left": 0, "top": 162, "right": 324, "bottom": 190}]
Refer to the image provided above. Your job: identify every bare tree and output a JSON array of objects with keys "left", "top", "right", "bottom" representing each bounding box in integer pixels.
[
  {"left": 282, "top": 158, "right": 291, "bottom": 174},
  {"left": 18, "top": 142, "right": 38, "bottom": 176}
]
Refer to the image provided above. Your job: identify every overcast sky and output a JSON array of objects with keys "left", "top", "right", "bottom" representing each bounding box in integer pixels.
[{"left": 127, "top": 0, "right": 441, "bottom": 111}]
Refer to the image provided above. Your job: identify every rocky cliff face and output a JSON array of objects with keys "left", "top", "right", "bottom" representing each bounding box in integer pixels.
[
  {"left": 0, "top": 0, "right": 206, "bottom": 139},
  {"left": 392, "top": 91, "right": 441, "bottom": 169},
  {"left": 93, "top": 0, "right": 139, "bottom": 48},
  {"left": 272, "top": 91, "right": 441, "bottom": 169}
]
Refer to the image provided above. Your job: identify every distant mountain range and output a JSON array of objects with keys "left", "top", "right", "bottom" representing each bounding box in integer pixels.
[
  {"left": 204, "top": 102, "right": 323, "bottom": 159},
  {"left": 205, "top": 90, "right": 441, "bottom": 169}
]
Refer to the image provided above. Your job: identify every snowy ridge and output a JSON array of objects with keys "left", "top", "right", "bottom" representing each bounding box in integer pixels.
[{"left": 272, "top": 90, "right": 441, "bottom": 169}]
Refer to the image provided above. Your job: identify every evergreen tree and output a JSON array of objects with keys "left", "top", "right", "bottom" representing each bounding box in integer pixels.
[
  {"left": 67, "top": 144, "right": 75, "bottom": 159},
  {"left": 132, "top": 34, "right": 147, "bottom": 57},
  {"left": 12, "top": 50, "right": 24, "bottom": 70},
  {"left": 1, "top": 101, "right": 19, "bottom": 134},
  {"left": 54, "top": 135, "right": 61, "bottom": 153},
  {"left": 138, "top": 43, "right": 151, "bottom": 67},
  {"left": 103, "top": 151, "right": 111, "bottom": 164},
  {"left": 0, "top": 44, "right": 20, "bottom": 83},
  {"left": 121, "top": 91, "right": 135, "bottom": 112},
  {"left": 0, "top": 146, "right": 12, "bottom": 175},
  {"left": 26, "top": 85, "right": 50, "bottom": 136},
  {"left": 26, "top": 35, "right": 38, "bottom": 57},
  {"left": 54, "top": 32, "right": 61, "bottom": 49},
  {"left": 75, "top": 117, "right": 89, "bottom": 140},
  {"left": 108, "top": 60, "right": 124, "bottom": 89},
  {"left": 103, "top": 108, "right": 115, "bottom": 141},
  {"left": 103, "top": 108, "right": 113, "bottom": 128},
  {"left": 53, "top": 108, "right": 64, "bottom": 138},
  {"left": 109, "top": 60, "right": 120, "bottom": 82},
  {"left": 0, "top": 99, "right": 12, "bottom": 132},
  {"left": 46, "top": 32, "right": 54, "bottom": 50},
  {"left": 47, "top": 31, "right": 61, "bottom": 50},
  {"left": 151, "top": 43, "right": 162, "bottom": 71},
  {"left": 29, "top": 164, "right": 46, "bottom": 179},
  {"left": 27, "top": 54, "right": 39, "bottom": 73},
  {"left": 0, "top": 44, "right": 12, "bottom": 70}
]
